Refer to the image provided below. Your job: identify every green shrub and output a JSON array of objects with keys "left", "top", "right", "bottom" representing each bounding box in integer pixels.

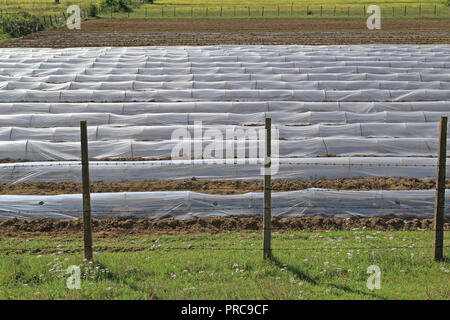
[
  {"left": 100, "top": 0, "right": 133, "bottom": 13},
  {"left": 1, "top": 11, "right": 44, "bottom": 38},
  {"left": 88, "top": 3, "right": 99, "bottom": 17}
]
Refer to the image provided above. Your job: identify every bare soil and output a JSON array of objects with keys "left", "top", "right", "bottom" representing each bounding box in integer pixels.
[
  {"left": 0, "top": 177, "right": 443, "bottom": 195},
  {"left": 0, "top": 216, "right": 448, "bottom": 238},
  {"left": 1, "top": 18, "right": 450, "bottom": 47}
]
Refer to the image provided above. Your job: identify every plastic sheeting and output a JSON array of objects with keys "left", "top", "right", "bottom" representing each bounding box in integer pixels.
[
  {"left": 1, "top": 46, "right": 449, "bottom": 163},
  {"left": 0, "top": 101, "right": 449, "bottom": 115},
  {"left": 0, "top": 158, "right": 443, "bottom": 184},
  {"left": 0, "top": 123, "right": 447, "bottom": 142},
  {"left": 0, "top": 137, "right": 444, "bottom": 160},
  {"left": 0, "top": 189, "right": 444, "bottom": 220},
  {"left": 0, "top": 111, "right": 449, "bottom": 127},
  {"left": 1, "top": 88, "right": 450, "bottom": 103}
]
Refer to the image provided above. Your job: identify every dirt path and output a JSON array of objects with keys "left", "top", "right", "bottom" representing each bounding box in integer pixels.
[
  {"left": 0, "top": 216, "right": 448, "bottom": 238},
  {"left": 0, "top": 177, "right": 442, "bottom": 195},
  {"left": 2, "top": 18, "right": 450, "bottom": 47}
]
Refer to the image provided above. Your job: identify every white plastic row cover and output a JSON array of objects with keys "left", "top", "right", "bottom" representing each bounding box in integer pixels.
[
  {"left": 0, "top": 101, "right": 449, "bottom": 115},
  {"left": 2, "top": 61, "right": 450, "bottom": 69},
  {"left": 0, "top": 123, "right": 445, "bottom": 142},
  {"left": 3, "top": 67, "right": 450, "bottom": 77},
  {"left": 3, "top": 80, "right": 450, "bottom": 91},
  {"left": 0, "top": 189, "right": 443, "bottom": 220},
  {"left": 0, "top": 157, "right": 443, "bottom": 184},
  {"left": 0, "top": 111, "right": 449, "bottom": 127},
  {"left": 3, "top": 54, "right": 450, "bottom": 63},
  {"left": 3, "top": 72, "right": 450, "bottom": 83},
  {"left": 0, "top": 138, "right": 444, "bottom": 160},
  {"left": 2, "top": 52, "right": 450, "bottom": 61},
  {"left": 2, "top": 89, "right": 450, "bottom": 102}
]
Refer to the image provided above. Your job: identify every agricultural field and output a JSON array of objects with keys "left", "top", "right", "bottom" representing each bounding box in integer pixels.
[
  {"left": 0, "top": 0, "right": 450, "bottom": 304},
  {"left": 2, "top": 18, "right": 450, "bottom": 47}
]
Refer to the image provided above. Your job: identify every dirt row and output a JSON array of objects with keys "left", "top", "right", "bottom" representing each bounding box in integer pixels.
[
  {"left": 0, "top": 177, "right": 442, "bottom": 195},
  {"left": 1, "top": 216, "right": 448, "bottom": 238},
  {"left": 2, "top": 18, "right": 450, "bottom": 47}
]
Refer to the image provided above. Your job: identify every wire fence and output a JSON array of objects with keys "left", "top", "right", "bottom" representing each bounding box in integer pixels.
[
  {"left": 96, "top": 4, "right": 450, "bottom": 19},
  {"left": 0, "top": 119, "right": 448, "bottom": 263},
  {"left": 0, "top": 4, "right": 449, "bottom": 18}
]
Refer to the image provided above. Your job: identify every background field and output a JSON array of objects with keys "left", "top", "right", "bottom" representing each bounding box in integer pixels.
[{"left": 0, "top": 0, "right": 449, "bottom": 18}]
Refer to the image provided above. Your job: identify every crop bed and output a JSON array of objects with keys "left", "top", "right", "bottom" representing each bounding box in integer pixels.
[
  {"left": 1, "top": 18, "right": 450, "bottom": 47},
  {"left": 1, "top": 44, "right": 450, "bottom": 220}
]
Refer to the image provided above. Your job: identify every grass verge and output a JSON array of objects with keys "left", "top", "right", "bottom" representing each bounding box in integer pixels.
[{"left": 0, "top": 229, "right": 449, "bottom": 299}]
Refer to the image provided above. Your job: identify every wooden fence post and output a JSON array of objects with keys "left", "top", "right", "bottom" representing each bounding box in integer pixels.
[
  {"left": 433, "top": 116, "right": 447, "bottom": 261},
  {"left": 80, "top": 120, "right": 93, "bottom": 261},
  {"left": 263, "top": 117, "right": 272, "bottom": 260}
]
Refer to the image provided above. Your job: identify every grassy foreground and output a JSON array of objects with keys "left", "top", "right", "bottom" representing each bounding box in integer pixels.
[{"left": 0, "top": 230, "right": 449, "bottom": 300}]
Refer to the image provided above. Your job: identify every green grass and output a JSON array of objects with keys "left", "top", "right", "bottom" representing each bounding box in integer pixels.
[
  {"left": 0, "top": 0, "right": 448, "bottom": 18},
  {"left": 99, "top": 2, "right": 450, "bottom": 19},
  {"left": 1, "top": 230, "right": 449, "bottom": 299}
]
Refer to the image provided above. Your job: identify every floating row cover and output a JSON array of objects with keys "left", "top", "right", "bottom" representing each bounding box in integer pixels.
[
  {"left": 4, "top": 66, "right": 450, "bottom": 77},
  {"left": 0, "top": 158, "right": 442, "bottom": 184},
  {"left": 3, "top": 72, "right": 450, "bottom": 83},
  {"left": 0, "top": 101, "right": 449, "bottom": 114},
  {"left": 0, "top": 189, "right": 444, "bottom": 220},
  {"left": 1, "top": 111, "right": 450, "bottom": 127},
  {"left": 0, "top": 123, "right": 447, "bottom": 142},
  {"left": 1, "top": 45, "right": 450, "bottom": 219},
  {"left": 0, "top": 138, "right": 446, "bottom": 160},
  {"left": 3, "top": 80, "right": 450, "bottom": 90},
  {"left": 1, "top": 89, "right": 450, "bottom": 102}
]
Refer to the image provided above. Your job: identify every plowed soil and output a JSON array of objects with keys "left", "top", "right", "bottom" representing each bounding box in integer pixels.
[
  {"left": 0, "top": 177, "right": 443, "bottom": 195},
  {"left": 0, "top": 216, "right": 448, "bottom": 238},
  {"left": 1, "top": 18, "right": 450, "bottom": 47}
]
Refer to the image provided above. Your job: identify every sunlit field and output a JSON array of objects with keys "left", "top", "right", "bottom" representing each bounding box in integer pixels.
[
  {"left": 1, "top": 230, "right": 449, "bottom": 299},
  {"left": 0, "top": 0, "right": 448, "bottom": 17}
]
